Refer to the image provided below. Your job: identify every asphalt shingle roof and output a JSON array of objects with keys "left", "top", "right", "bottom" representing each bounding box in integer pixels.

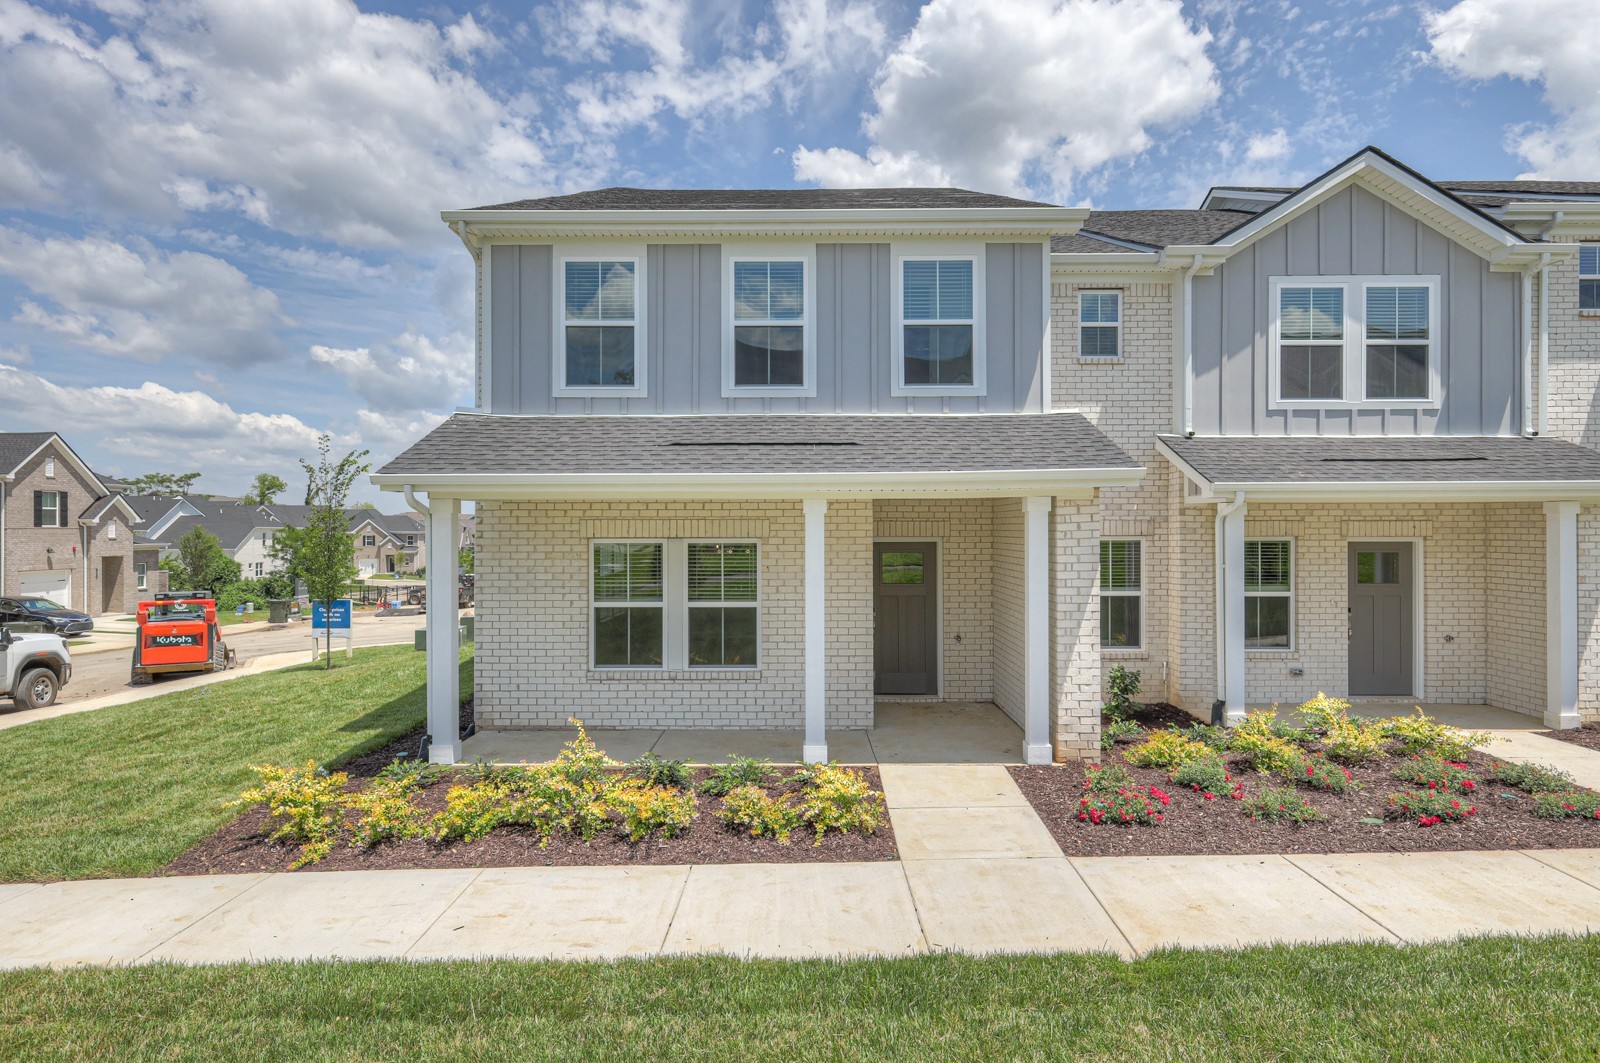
[
  {"left": 474, "top": 187, "right": 1056, "bottom": 211},
  {"left": 1060, "top": 209, "right": 1256, "bottom": 251},
  {"left": 0, "top": 432, "right": 57, "bottom": 477},
  {"left": 1159, "top": 435, "right": 1600, "bottom": 486},
  {"left": 380, "top": 414, "right": 1139, "bottom": 477}
]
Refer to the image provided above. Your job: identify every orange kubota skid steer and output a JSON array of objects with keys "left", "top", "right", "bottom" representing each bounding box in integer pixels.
[{"left": 131, "top": 591, "right": 235, "bottom": 685}]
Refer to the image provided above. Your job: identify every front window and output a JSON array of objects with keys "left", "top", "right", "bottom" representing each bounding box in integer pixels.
[
  {"left": 1079, "top": 291, "right": 1121, "bottom": 359},
  {"left": 1580, "top": 245, "right": 1600, "bottom": 311},
  {"left": 898, "top": 257, "right": 980, "bottom": 392},
  {"left": 1099, "top": 539, "right": 1142, "bottom": 649},
  {"left": 592, "top": 542, "right": 665, "bottom": 668},
  {"left": 1272, "top": 276, "right": 1438, "bottom": 407},
  {"left": 1278, "top": 286, "right": 1344, "bottom": 400},
  {"left": 562, "top": 259, "right": 640, "bottom": 391},
  {"left": 35, "top": 490, "right": 66, "bottom": 528},
  {"left": 687, "top": 543, "right": 758, "bottom": 666},
  {"left": 729, "top": 259, "right": 808, "bottom": 391},
  {"left": 1364, "top": 286, "right": 1430, "bottom": 400},
  {"left": 136, "top": 563, "right": 148, "bottom": 591},
  {"left": 1244, "top": 539, "right": 1293, "bottom": 649},
  {"left": 591, "top": 540, "right": 759, "bottom": 669},
  {"left": 405, "top": 534, "right": 416, "bottom": 547}
]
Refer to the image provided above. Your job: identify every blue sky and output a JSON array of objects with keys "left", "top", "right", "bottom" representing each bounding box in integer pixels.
[{"left": 0, "top": 0, "right": 1589, "bottom": 504}]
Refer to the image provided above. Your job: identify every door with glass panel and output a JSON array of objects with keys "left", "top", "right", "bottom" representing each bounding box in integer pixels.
[
  {"left": 874, "top": 542, "right": 938, "bottom": 695},
  {"left": 1348, "top": 542, "right": 1414, "bottom": 696}
]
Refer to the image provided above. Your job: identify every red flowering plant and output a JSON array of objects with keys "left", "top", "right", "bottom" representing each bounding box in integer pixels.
[
  {"left": 1532, "top": 790, "right": 1600, "bottom": 820},
  {"left": 1300, "top": 753, "right": 1355, "bottom": 794},
  {"left": 1077, "top": 765, "right": 1171, "bottom": 826},
  {"left": 1393, "top": 755, "right": 1479, "bottom": 795},
  {"left": 1243, "top": 786, "right": 1325, "bottom": 824},
  {"left": 1385, "top": 788, "right": 1476, "bottom": 826},
  {"left": 1169, "top": 756, "right": 1233, "bottom": 802}
]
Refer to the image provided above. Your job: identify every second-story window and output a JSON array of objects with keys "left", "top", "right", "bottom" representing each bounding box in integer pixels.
[
  {"left": 1277, "top": 285, "right": 1345, "bottom": 400},
  {"left": 1079, "top": 291, "right": 1122, "bottom": 359},
  {"left": 728, "top": 259, "right": 809, "bottom": 392},
  {"left": 560, "top": 258, "right": 642, "bottom": 393},
  {"left": 1364, "top": 286, "right": 1430, "bottom": 400},
  {"left": 896, "top": 257, "right": 982, "bottom": 394},
  {"left": 1580, "top": 245, "right": 1600, "bottom": 311},
  {"left": 1271, "top": 276, "right": 1438, "bottom": 408}
]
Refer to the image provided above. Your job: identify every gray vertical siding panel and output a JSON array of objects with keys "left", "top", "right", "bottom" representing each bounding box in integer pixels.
[
  {"left": 1220, "top": 244, "right": 1257, "bottom": 434},
  {"left": 697, "top": 244, "right": 722, "bottom": 413},
  {"left": 1011, "top": 243, "right": 1047, "bottom": 412},
  {"left": 515, "top": 245, "right": 552, "bottom": 414},
  {"left": 985, "top": 244, "right": 1014, "bottom": 414},
  {"left": 1191, "top": 272, "right": 1224, "bottom": 434},
  {"left": 489, "top": 245, "right": 519, "bottom": 413}
]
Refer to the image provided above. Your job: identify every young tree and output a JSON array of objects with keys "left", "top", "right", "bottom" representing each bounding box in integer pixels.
[
  {"left": 241, "top": 472, "right": 288, "bottom": 506},
  {"left": 279, "top": 435, "right": 371, "bottom": 669},
  {"left": 174, "top": 526, "right": 242, "bottom": 595}
]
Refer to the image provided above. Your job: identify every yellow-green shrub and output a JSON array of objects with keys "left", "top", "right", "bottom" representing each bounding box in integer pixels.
[
  {"left": 1124, "top": 729, "right": 1213, "bottom": 770},
  {"left": 606, "top": 780, "right": 698, "bottom": 841},
  {"left": 1295, "top": 694, "right": 1386, "bottom": 765},
  {"left": 718, "top": 784, "right": 800, "bottom": 842},
  {"left": 431, "top": 780, "right": 518, "bottom": 842},
  {"left": 231, "top": 761, "right": 349, "bottom": 869},
  {"left": 1379, "top": 709, "right": 1493, "bottom": 760},
  {"left": 346, "top": 776, "right": 428, "bottom": 849},
  {"left": 797, "top": 764, "right": 886, "bottom": 845},
  {"left": 1231, "top": 716, "right": 1308, "bottom": 777}
]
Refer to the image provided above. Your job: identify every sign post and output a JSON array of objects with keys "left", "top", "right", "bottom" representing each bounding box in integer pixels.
[{"left": 310, "top": 598, "right": 354, "bottom": 661}]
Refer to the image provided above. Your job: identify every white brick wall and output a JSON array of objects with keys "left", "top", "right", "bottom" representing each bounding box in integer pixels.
[
  {"left": 1049, "top": 497, "right": 1102, "bottom": 760},
  {"left": 990, "top": 498, "right": 1025, "bottom": 727}
]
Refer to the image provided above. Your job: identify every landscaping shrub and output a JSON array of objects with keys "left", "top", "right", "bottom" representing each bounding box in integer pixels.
[
  {"left": 346, "top": 771, "right": 430, "bottom": 849},
  {"left": 432, "top": 779, "right": 520, "bottom": 842},
  {"left": 1078, "top": 784, "right": 1170, "bottom": 825},
  {"left": 605, "top": 781, "right": 698, "bottom": 841},
  {"left": 1231, "top": 726, "right": 1307, "bottom": 778},
  {"left": 1100, "top": 718, "right": 1144, "bottom": 750},
  {"left": 1103, "top": 665, "right": 1141, "bottom": 720},
  {"left": 1379, "top": 709, "right": 1492, "bottom": 760},
  {"left": 1082, "top": 763, "right": 1137, "bottom": 795},
  {"left": 1168, "top": 756, "right": 1237, "bottom": 801},
  {"left": 1124, "top": 729, "right": 1214, "bottom": 770},
  {"left": 627, "top": 752, "right": 693, "bottom": 790},
  {"left": 231, "top": 761, "right": 350, "bottom": 869},
  {"left": 796, "top": 764, "right": 887, "bottom": 845},
  {"left": 1295, "top": 694, "right": 1386, "bottom": 765},
  {"left": 719, "top": 785, "right": 800, "bottom": 842},
  {"left": 1532, "top": 791, "right": 1600, "bottom": 820},
  {"left": 1181, "top": 723, "right": 1233, "bottom": 751},
  {"left": 1243, "top": 787, "right": 1325, "bottom": 824},
  {"left": 1386, "top": 789, "right": 1476, "bottom": 826},
  {"left": 551, "top": 719, "right": 615, "bottom": 786},
  {"left": 1393, "top": 755, "right": 1479, "bottom": 795},
  {"left": 1492, "top": 761, "right": 1577, "bottom": 794},
  {"left": 700, "top": 756, "right": 779, "bottom": 797},
  {"left": 519, "top": 767, "right": 614, "bottom": 842},
  {"left": 1298, "top": 753, "right": 1355, "bottom": 794}
]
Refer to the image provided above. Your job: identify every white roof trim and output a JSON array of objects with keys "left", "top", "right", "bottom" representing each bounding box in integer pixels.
[{"left": 443, "top": 205, "right": 1088, "bottom": 241}]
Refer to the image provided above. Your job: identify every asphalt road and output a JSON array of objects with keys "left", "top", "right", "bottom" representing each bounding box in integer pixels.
[{"left": 54, "top": 614, "right": 433, "bottom": 705}]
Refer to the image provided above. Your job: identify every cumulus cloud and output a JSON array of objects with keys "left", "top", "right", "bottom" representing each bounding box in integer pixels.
[
  {"left": 0, "top": 227, "right": 284, "bottom": 363},
  {"left": 1244, "top": 128, "right": 1290, "bottom": 163},
  {"left": 1426, "top": 0, "right": 1600, "bottom": 175},
  {"left": 0, "top": 0, "right": 547, "bottom": 247},
  {"left": 309, "top": 330, "right": 472, "bottom": 413},
  {"left": 792, "top": 0, "right": 1219, "bottom": 199}
]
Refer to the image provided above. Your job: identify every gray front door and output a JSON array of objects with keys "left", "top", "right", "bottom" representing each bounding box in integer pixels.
[
  {"left": 1348, "top": 542, "right": 1414, "bottom": 696},
  {"left": 874, "top": 541, "right": 938, "bottom": 695}
]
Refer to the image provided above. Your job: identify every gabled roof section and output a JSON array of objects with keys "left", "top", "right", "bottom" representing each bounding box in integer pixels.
[
  {"left": 79, "top": 493, "right": 143, "bottom": 525},
  {"left": 1053, "top": 209, "right": 1255, "bottom": 253},
  {"left": 0, "top": 432, "right": 107, "bottom": 493}
]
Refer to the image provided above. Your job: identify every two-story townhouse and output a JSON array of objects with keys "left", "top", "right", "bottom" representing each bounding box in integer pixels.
[
  {"left": 377, "top": 189, "right": 1144, "bottom": 764},
  {"left": 0, "top": 433, "right": 142, "bottom": 616}
]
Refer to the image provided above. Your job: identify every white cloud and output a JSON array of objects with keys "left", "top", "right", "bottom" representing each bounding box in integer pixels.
[
  {"left": 0, "top": 0, "right": 548, "bottom": 247},
  {"left": 792, "top": 0, "right": 1219, "bottom": 198},
  {"left": 1244, "top": 128, "right": 1290, "bottom": 163},
  {"left": 1426, "top": 0, "right": 1600, "bottom": 175},
  {"left": 309, "top": 330, "right": 472, "bottom": 413},
  {"left": 0, "top": 227, "right": 284, "bottom": 363}
]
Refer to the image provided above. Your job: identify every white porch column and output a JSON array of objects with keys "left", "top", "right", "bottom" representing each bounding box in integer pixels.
[
  {"left": 426, "top": 496, "right": 463, "bottom": 763},
  {"left": 1545, "top": 501, "right": 1581, "bottom": 730},
  {"left": 1022, "top": 496, "right": 1054, "bottom": 764},
  {"left": 802, "top": 498, "right": 828, "bottom": 763},
  {"left": 1218, "top": 497, "right": 1247, "bottom": 725}
]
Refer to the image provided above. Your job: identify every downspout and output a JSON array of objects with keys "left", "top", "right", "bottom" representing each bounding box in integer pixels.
[
  {"left": 1537, "top": 251, "right": 1553, "bottom": 437},
  {"left": 0, "top": 481, "right": 7, "bottom": 595},
  {"left": 1181, "top": 257, "right": 1205, "bottom": 436},
  {"left": 81, "top": 524, "right": 90, "bottom": 614},
  {"left": 1213, "top": 492, "right": 1247, "bottom": 706},
  {"left": 404, "top": 486, "right": 430, "bottom": 518}
]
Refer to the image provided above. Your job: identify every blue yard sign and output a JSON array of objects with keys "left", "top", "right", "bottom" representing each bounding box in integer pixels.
[{"left": 311, "top": 599, "right": 353, "bottom": 630}]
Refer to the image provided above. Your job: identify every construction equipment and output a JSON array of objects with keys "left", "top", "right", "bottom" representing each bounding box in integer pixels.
[{"left": 131, "top": 591, "right": 235, "bottom": 685}]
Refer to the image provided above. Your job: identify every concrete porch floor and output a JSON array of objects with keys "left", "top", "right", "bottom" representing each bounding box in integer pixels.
[{"left": 460, "top": 701, "right": 1026, "bottom": 765}]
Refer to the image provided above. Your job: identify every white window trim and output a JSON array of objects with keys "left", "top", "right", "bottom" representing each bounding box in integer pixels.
[
  {"left": 891, "top": 248, "right": 987, "bottom": 397},
  {"left": 136, "top": 563, "right": 148, "bottom": 591},
  {"left": 589, "top": 539, "right": 761, "bottom": 671},
  {"left": 722, "top": 248, "right": 817, "bottom": 398},
  {"left": 1267, "top": 275, "right": 1442, "bottom": 411},
  {"left": 1244, "top": 537, "right": 1295, "bottom": 653},
  {"left": 1098, "top": 537, "right": 1144, "bottom": 651},
  {"left": 1579, "top": 245, "right": 1600, "bottom": 312},
  {"left": 38, "top": 490, "right": 64, "bottom": 528},
  {"left": 362, "top": 534, "right": 375, "bottom": 547},
  {"left": 1078, "top": 289, "right": 1122, "bottom": 361},
  {"left": 553, "top": 248, "right": 648, "bottom": 398}
]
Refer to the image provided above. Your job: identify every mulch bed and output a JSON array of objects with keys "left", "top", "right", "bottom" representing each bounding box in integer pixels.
[
  {"left": 1536, "top": 723, "right": 1600, "bottom": 752},
  {"left": 1010, "top": 717, "right": 1600, "bottom": 858}
]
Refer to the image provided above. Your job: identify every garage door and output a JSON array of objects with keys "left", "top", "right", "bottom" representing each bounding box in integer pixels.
[{"left": 19, "top": 570, "right": 71, "bottom": 609}]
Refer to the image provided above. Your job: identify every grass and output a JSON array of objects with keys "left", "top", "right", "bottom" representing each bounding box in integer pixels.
[
  {"left": 2, "top": 935, "right": 1598, "bottom": 1060},
  {"left": 0, "top": 644, "right": 470, "bottom": 882}
]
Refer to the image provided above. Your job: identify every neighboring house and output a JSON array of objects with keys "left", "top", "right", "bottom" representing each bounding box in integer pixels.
[
  {"left": 152, "top": 501, "right": 425, "bottom": 579},
  {"left": 0, "top": 433, "right": 142, "bottom": 616},
  {"left": 378, "top": 148, "right": 1600, "bottom": 766},
  {"left": 349, "top": 511, "right": 426, "bottom": 576}
]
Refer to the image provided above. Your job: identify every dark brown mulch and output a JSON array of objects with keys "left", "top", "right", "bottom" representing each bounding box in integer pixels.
[
  {"left": 1011, "top": 746, "right": 1600, "bottom": 858},
  {"left": 337, "top": 699, "right": 477, "bottom": 779},
  {"left": 1111, "top": 702, "right": 1204, "bottom": 730},
  {"left": 1535, "top": 723, "right": 1600, "bottom": 752},
  {"left": 162, "top": 765, "right": 894, "bottom": 877}
]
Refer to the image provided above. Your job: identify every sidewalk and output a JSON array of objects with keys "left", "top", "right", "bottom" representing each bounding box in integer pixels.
[{"left": 3, "top": 763, "right": 1599, "bottom": 969}]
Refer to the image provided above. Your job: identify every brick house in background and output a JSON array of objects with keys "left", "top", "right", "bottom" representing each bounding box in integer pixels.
[{"left": 0, "top": 433, "right": 142, "bottom": 616}]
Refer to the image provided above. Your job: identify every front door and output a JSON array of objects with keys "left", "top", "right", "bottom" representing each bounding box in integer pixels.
[
  {"left": 874, "top": 541, "right": 938, "bottom": 695},
  {"left": 1348, "top": 542, "right": 1414, "bottom": 696}
]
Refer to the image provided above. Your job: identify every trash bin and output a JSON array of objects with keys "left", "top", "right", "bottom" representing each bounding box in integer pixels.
[{"left": 268, "top": 599, "right": 290, "bottom": 624}]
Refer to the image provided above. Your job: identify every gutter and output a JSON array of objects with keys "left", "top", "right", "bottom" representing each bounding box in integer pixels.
[{"left": 404, "top": 486, "right": 430, "bottom": 517}]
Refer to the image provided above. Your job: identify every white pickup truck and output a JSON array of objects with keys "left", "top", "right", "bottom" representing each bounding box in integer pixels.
[{"left": 0, "top": 626, "right": 72, "bottom": 710}]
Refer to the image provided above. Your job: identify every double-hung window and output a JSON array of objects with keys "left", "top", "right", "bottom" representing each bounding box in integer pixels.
[
  {"left": 559, "top": 257, "right": 644, "bottom": 395},
  {"left": 1580, "top": 245, "right": 1600, "bottom": 311},
  {"left": 1079, "top": 291, "right": 1122, "bottom": 359},
  {"left": 1271, "top": 276, "right": 1438, "bottom": 407},
  {"left": 592, "top": 540, "right": 759, "bottom": 669},
  {"left": 362, "top": 534, "right": 375, "bottom": 547},
  {"left": 896, "top": 256, "right": 983, "bottom": 393},
  {"left": 1099, "top": 539, "right": 1142, "bottom": 649},
  {"left": 727, "top": 258, "right": 812, "bottom": 394},
  {"left": 34, "top": 490, "right": 66, "bottom": 528},
  {"left": 136, "top": 563, "right": 148, "bottom": 591},
  {"left": 1244, "top": 539, "right": 1293, "bottom": 649}
]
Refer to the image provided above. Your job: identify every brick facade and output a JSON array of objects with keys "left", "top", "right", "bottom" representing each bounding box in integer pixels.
[{"left": 2, "top": 441, "right": 135, "bottom": 616}]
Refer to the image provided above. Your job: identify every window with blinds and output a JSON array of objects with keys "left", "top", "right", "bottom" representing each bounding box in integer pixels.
[
  {"left": 731, "top": 260, "right": 807, "bottom": 389},
  {"left": 687, "top": 543, "right": 758, "bottom": 667},
  {"left": 1244, "top": 539, "right": 1292, "bottom": 649},
  {"left": 1580, "top": 245, "right": 1600, "bottom": 311},
  {"left": 1278, "top": 286, "right": 1344, "bottom": 400},
  {"left": 562, "top": 259, "right": 640, "bottom": 390},
  {"left": 1364, "top": 286, "right": 1430, "bottom": 399},
  {"left": 1079, "top": 291, "right": 1121, "bottom": 359},
  {"left": 900, "top": 258, "right": 976, "bottom": 388},
  {"left": 591, "top": 541, "right": 759, "bottom": 669},
  {"left": 1099, "top": 539, "right": 1142, "bottom": 649},
  {"left": 592, "top": 542, "right": 664, "bottom": 667}
]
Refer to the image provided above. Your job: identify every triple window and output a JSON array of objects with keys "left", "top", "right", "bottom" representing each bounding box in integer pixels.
[
  {"left": 591, "top": 541, "right": 759, "bottom": 669},
  {"left": 558, "top": 257, "right": 643, "bottom": 395},
  {"left": 1099, "top": 539, "right": 1142, "bottom": 649},
  {"left": 1244, "top": 539, "right": 1293, "bottom": 649},
  {"left": 1580, "top": 246, "right": 1600, "bottom": 311},
  {"left": 895, "top": 256, "right": 983, "bottom": 394},
  {"left": 1271, "top": 277, "right": 1439, "bottom": 406}
]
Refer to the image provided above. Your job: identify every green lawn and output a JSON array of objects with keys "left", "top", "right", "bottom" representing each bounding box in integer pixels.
[
  {"left": 2, "top": 935, "right": 1598, "bottom": 1060},
  {"left": 0, "top": 644, "right": 470, "bottom": 882}
]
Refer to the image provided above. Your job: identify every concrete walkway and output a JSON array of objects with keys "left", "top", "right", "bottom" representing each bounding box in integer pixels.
[{"left": 5, "top": 764, "right": 1600, "bottom": 969}]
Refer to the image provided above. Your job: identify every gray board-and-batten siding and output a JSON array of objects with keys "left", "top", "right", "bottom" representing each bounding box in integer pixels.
[
  {"left": 1188, "top": 184, "right": 1525, "bottom": 437},
  {"left": 486, "top": 242, "right": 1048, "bottom": 415}
]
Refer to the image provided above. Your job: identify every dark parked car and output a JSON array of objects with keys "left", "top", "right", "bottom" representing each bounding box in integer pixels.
[{"left": 0, "top": 597, "right": 95, "bottom": 637}]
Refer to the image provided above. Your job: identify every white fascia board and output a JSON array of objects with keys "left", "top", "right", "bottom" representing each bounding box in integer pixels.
[
  {"left": 1199, "top": 480, "right": 1600, "bottom": 504},
  {"left": 1050, "top": 252, "right": 1171, "bottom": 275},
  {"left": 442, "top": 206, "right": 1088, "bottom": 241}
]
